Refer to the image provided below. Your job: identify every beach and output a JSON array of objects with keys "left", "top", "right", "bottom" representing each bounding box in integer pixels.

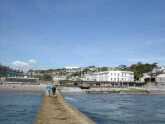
[{"left": 0, "top": 84, "right": 46, "bottom": 92}]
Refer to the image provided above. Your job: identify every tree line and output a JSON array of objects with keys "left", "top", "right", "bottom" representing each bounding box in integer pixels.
[
  {"left": 0, "top": 64, "right": 22, "bottom": 77},
  {"left": 118, "top": 62, "right": 158, "bottom": 80}
]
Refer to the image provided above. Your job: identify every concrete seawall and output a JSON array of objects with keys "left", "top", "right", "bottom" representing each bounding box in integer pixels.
[{"left": 36, "top": 92, "right": 95, "bottom": 124}]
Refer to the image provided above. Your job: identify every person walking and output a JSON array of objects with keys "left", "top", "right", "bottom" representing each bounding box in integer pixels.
[
  {"left": 52, "top": 85, "right": 56, "bottom": 95},
  {"left": 47, "top": 83, "right": 52, "bottom": 96}
]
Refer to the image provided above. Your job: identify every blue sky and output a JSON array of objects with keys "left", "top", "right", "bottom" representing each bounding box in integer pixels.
[{"left": 0, "top": 0, "right": 165, "bottom": 69}]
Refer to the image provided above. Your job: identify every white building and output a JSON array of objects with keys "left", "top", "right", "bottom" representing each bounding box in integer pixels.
[
  {"left": 84, "top": 71, "right": 134, "bottom": 82},
  {"left": 65, "top": 66, "right": 81, "bottom": 73},
  {"left": 53, "top": 76, "right": 66, "bottom": 81},
  {"left": 156, "top": 74, "right": 165, "bottom": 83}
]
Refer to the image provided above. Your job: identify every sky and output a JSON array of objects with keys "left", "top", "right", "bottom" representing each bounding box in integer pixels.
[{"left": 0, "top": 0, "right": 165, "bottom": 69}]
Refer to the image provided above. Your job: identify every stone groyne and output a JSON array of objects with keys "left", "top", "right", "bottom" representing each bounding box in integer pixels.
[{"left": 36, "top": 92, "right": 95, "bottom": 124}]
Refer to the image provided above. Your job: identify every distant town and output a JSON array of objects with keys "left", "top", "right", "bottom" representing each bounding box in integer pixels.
[{"left": 1, "top": 62, "right": 165, "bottom": 91}]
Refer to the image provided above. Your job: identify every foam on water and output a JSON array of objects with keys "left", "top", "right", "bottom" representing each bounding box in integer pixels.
[{"left": 65, "top": 97, "right": 78, "bottom": 102}]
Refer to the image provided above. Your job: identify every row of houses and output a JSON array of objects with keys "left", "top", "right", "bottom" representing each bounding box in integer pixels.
[{"left": 54, "top": 65, "right": 165, "bottom": 84}]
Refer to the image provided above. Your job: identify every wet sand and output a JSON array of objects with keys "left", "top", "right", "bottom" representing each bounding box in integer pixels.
[{"left": 36, "top": 93, "right": 95, "bottom": 124}]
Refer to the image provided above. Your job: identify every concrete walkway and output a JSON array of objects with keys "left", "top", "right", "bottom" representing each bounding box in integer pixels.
[{"left": 36, "top": 93, "right": 95, "bottom": 124}]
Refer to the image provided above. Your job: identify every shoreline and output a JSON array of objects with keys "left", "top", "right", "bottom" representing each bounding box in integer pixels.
[
  {"left": 59, "top": 86, "right": 165, "bottom": 95},
  {"left": 0, "top": 84, "right": 46, "bottom": 92},
  {"left": 1, "top": 84, "right": 165, "bottom": 95},
  {"left": 85, "top": 87, "right": 149, "bottom": 94},
  {"left": 36, "top": 91, "right": 95, "bottom": 124}
]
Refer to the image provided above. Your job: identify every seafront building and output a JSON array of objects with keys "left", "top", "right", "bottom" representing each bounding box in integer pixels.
[
  {"left": 83, "top": 71, "right": 134, "bottom": 82},
  {"left": 156, "top": 74, "right": 165, "bottom": 83},
  {"left": 65, "top": 66, "right": 81, "bottom": 73},
  {"left": 53, "top": 76, "right": 66, "bottom": 81}
]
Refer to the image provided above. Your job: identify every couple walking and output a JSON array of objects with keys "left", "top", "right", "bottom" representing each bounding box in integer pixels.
[{"left": 47, "top": 83, "right": 56, "bottom": 96}]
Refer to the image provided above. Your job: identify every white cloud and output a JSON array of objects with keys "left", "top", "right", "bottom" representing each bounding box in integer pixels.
[
  {"left": 28, "top": 59, "right": 37, "bottom": 64},
  {"left": 12, "top": 61, "right": 31, "bottom": 72},
  {"left": 12, "top": 61, "right": 29, "bottom": 67},
  {"left": 11, "top": 59, "right": 37, "bottom": 72}
]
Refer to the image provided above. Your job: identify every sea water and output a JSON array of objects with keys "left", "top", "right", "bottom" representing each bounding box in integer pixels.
[
  {"left": 0, "top": 91, "right": 43, "bottom": 124},
  {"left": 63, "top": 93, "right": 165, "bottom": 124}
]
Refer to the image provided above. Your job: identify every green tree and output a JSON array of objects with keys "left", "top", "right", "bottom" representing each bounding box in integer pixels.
[
  {"left": 0, "top": 64, "right": 21, "bottom": 77},
  {"left": 117, "top": 65, "right": 128, "bottom": 70},
  {"left": 99, "top": 67, "right": 109, "bottom": 71},
  {"left": 128, "top": 62, "right": 157, "bottom": 81}
]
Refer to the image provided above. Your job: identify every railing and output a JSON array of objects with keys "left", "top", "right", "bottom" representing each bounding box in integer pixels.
[{"left": 59, "top": 80, "right": 147, "bottom": 88}]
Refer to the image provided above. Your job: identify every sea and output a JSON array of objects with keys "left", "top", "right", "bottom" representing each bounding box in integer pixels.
[
  {"left": 63, "top": 93, "right": 165, "bottom": 124},
  {"left": 0, "top": 91, "right": 43, "bottom": 124},
  {"left": 1, "top": 90, "right": 165, "bottom": 124}
]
